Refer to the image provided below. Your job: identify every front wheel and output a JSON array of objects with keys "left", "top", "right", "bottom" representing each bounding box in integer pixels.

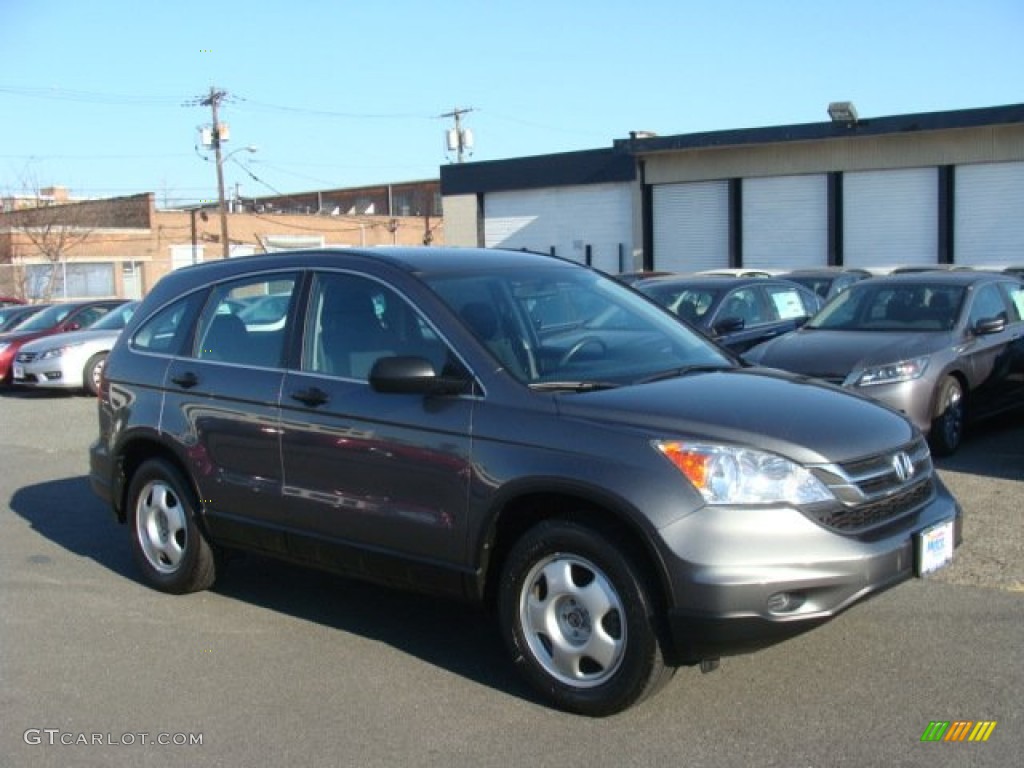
[
  {"left": 82, "top": 352, "right": 107, "bottom": 396},
  {"left": 928, "top": 376, "right": 965, "bottom": 456},
  {"left": 498, "top": 519, "right": 672, "bottom": 716},
  {"left": 127, "top": 459, "right": 216, "bottom": 594}
]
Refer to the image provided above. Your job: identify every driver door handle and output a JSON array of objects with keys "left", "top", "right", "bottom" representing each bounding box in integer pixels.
[{"left": 290, "top": 387, "right": 329, "bottom": 407}]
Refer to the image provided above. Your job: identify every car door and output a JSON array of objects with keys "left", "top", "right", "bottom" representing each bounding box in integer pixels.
[
  {"left": 711, "top": 284, "right": 809, "bottom": 353},
  {"left": 278, "top": 270, "right": 474, "bottom": 587},
  {"left": 60, "top": 301, "right": 122, "bottom": 331},
  {"left": 160, "top": 272, "right": 299, "bottom": 554},
  {"left": 957, "top": 281, "right": 1023, "bottom": 417}
]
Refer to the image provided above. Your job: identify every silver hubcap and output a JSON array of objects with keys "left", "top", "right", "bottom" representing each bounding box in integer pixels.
[
  {"left": 136, "top": 480, "right": 187, "bottom": 574},
  {"left": 519, "top": 554, "right": 626, "bottom": 687},
  {"left": 90, "top": 358, "right": 105, "bottom": 390}
]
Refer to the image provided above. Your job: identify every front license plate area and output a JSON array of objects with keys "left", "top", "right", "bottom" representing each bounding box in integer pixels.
[
  {"left": 13, "top": 363, "right": 24, "bottom": 380},
  {"left": 916, "top": 519, "right": 955, "bottom": 576}
]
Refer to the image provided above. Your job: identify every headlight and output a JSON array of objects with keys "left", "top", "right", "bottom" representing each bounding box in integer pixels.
[
  {"left": 654, "top": 441, "right": 834, "bottom": 505},
  {"left": 39, "top": 343, "right": 84, "bottom": 360},
  {"left": 846, "top": 356, "right": 929, "bottom": 387}
]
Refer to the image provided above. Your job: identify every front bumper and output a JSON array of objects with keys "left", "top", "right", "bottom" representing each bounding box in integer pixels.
[
  {"left": 657, "top": 479, "right": 962, "bottom": 664},
  {"left": 12, "top": 359, "right": 81, "bottom": 389}
]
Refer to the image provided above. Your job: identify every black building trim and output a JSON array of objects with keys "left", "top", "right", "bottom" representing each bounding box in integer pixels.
[
  {"left": 827, "top": 172, "right": 843, "bottom": 266},
  {"left": 640, "top": 161, "right": 654, "bottom": 270},
  {"left": 729, "top": 179, "right": 742, "bottom": 268},
  {"left": 440, "top": 148, "right": 636, "bottom": 196},
  {"left": 615, "top": 103, "right": 1024, "bottom": 156},
  {"left": 938, "top": 166, "right": 955, "bottom": 264}
]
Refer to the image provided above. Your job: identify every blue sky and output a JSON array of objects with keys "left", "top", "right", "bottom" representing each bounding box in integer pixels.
[{"left": 2, "top": 0, "right": 1022, "bottom": 207}]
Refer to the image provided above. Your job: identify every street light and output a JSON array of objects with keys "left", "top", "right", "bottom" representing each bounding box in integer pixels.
[{"left": 214, "top": 144, "right": 258, "bottom": 258}]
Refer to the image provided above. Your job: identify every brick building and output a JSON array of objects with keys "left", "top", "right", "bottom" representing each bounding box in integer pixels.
[{"left": 0, "top": 183, "right": 443, "bottom": 301}]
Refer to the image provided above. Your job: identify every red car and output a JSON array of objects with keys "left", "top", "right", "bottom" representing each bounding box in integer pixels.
[
  {"left": 0, "top": 299, "right": 127, "bottom": 385},
  {"left": 0, "top": 296, "right": 26, "bottom": 308}
]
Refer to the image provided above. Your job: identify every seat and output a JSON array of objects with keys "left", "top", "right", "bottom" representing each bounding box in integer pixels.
[
  {"left": 460, "top": 301, "right": 526, "bottom": 378},
  {"left": 319, "top": 287, "right": 396, "bottom": 379},
  {"left": 926, "top": 292, "right": 952, "bottom": 328},
  {"left": 885, "top": 292, "right": 917, "bottom": 324},
  {"left": 201, "top": 313, "right": 250, "bottom": 362}
]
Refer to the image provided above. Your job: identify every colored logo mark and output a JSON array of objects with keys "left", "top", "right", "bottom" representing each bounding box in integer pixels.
[{"left": 921, "top": 720, "right": 997, "bottom": 742}]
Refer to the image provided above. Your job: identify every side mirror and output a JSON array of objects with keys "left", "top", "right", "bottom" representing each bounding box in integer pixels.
[
  {"left": 368, "top": 356, "right": 469, "bottom": 396},
  {"left": 974, "top": 316, "right": 1006, "bottom": 336},
  {"left": 713, "top": 316, "right": 745, "bottom": 335}
]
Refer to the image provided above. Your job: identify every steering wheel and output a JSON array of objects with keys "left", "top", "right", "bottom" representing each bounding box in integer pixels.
[{"left": 558, "top": 336, "right": 608, "bottom": 367}]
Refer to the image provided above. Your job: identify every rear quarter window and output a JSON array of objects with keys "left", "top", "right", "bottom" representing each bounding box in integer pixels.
[{"left": 132, "top": 296, "right": 202, "bottom": 355}]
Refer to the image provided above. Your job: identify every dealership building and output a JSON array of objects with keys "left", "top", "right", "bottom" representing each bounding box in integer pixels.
[{"left": 440, "top": 102, "right": 1024, "bottom": 274}]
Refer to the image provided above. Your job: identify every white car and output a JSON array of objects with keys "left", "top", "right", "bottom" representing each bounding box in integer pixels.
[{"left": 13, "top": 301, "right": 139, "bottom": 395}]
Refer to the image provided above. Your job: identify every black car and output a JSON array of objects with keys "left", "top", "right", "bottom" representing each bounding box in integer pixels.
[
  {"left": 777, "top": 267, "right": 871, "bottom": 300},
  {"left": 90, "top": 248, "right": 961, "bottom": 715},
  {"left": 632, "top": 275, "right": 822, "bottom": 353}
]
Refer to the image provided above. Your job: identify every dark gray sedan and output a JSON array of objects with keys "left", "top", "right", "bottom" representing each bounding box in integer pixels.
[{"left": 744, "top": 272, "right": 1024, "bottom": 455}]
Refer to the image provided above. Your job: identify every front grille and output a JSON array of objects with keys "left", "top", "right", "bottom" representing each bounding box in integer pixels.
[
  {"left": 16, "top": 351, "right": 39, "bottom": 364},
  {"left": 805, "top": 436, "right": 935, "bottom": 534},
  {"left": 814, "top": 479, "right": 934, "bottom": 532}
]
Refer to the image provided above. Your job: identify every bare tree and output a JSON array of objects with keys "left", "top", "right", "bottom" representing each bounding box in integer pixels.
[{"left": 2, "top": 182, "right": 96, "bottom": 300}]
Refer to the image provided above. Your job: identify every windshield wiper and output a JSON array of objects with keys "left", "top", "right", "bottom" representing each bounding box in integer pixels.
[
  {"left": 528, "top": 380, "right": 622, "bottom": 392},
  {"left": 635, "top": 364, "right": 734, "bottom": 384}
]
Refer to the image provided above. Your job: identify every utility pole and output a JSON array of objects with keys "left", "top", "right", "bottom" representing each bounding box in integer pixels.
[
  {"left": 441, "top": 107, "right": 475, "bottom": 163},
  {"left": 200, "top": 87, "right": 231, "bottom": 258}
]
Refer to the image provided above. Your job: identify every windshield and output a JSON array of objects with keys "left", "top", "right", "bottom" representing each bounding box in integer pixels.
[
  {"left": 424, "top": 265, "right": 733, "bottom": 386},
  {"left": 11, "top": 303, "right": 75, "bottom": 331},
  {"left": 636, "top": 283, "right": 721, "bottom": 324},
  {"left": 808, "top": 282, "right": 965, "bottom": 331},
  {"left": 89, "top": 302, "right": 138, "bottom": 330}
]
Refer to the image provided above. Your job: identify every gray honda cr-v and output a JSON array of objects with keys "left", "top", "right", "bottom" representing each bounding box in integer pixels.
[{"left": 89, "top": 247, "right": 962, "bottom": 716}]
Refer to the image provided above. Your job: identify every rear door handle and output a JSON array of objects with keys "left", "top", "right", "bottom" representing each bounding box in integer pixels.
[{"left": 290, "top": 387, "right": 329, "bottom": 407}]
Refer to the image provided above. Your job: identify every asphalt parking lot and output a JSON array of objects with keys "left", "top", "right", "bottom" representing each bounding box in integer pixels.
[{"left": 1, "top": 389, "right": 1021, "bottom": 768}]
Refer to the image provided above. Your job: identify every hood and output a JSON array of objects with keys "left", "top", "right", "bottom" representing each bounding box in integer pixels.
[
  {"left": 18, "top": 328, "right": 122, "bottom": 353},
  {"left": 555, "top": 368, "right": 914, "bottom": 466},
  {"left": 0, "top": 328, "right": 52, "bottom": 346},
  {"left": 746, "top": 328, "right": 952, "bottom": 378}
]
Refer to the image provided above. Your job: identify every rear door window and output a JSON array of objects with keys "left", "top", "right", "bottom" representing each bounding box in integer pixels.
[{"left": 194, "top": 274, "right": 299, "bottom": 367}]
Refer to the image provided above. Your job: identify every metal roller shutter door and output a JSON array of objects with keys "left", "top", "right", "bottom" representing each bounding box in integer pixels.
[
  {"left": 843, "top": 168, "right": 937, "bottom": 268},
  {"left": 954, "top": 161, "right": 1024, "bottom": 266},
  {"left": 743, "top": 174, "right": 827, "bottom": 271},
  {"left": 652, "top": 181, "right": 729, "bottom": 273},
  {"left": 484, "top": 184, "right": 632, "bottom": 273}
]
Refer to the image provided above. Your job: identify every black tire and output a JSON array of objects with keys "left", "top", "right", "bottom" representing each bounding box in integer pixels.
[
  {"left": 127, "top": 459, "right": 216, "bottom": 594},
  {"left": 928, "top": 376, "right": 965, "bottom": 457},
  {"left": 498, "top": 519, "right": 673, "bottom": 716},
  {"left": 82, "top": 352, "right": 107, "bottom": 396}
]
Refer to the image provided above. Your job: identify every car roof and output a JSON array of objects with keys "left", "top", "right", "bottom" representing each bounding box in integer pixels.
[
  {"left": 779, "top": 267, "right": 871, "bottom": 276},
  {"left": 849, "top": 271, "right": 1018, "bottom": 290},
  {"left": 633, "top": 274, "right": 802, "bottom": 290},
  {"left": 143, "top": 247, "right": 585, "bottom": 305}
]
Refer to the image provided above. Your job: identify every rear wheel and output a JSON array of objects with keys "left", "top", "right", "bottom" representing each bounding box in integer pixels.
[
  {"left": 127, "top": 459, "right": 216, "bottom": 594},
  {"left": 82, "top": 352, "right": 107, "bottom": 396},
  {"left": 929, "top": 375, "right": 965, "bottom": 456},
  {"left": 498, "top": 519, "right": 672, "bottom": 716}
]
